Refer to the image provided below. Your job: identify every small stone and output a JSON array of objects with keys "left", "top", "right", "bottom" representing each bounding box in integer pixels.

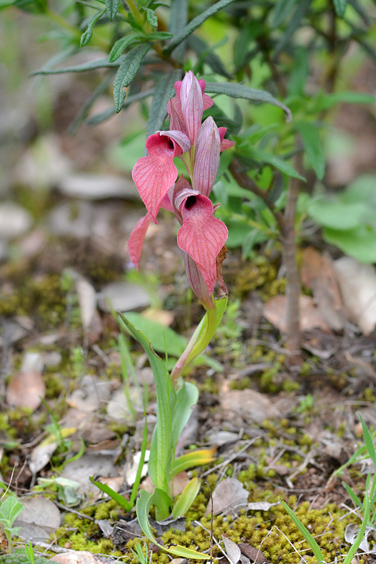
[
  {"left": 0, "top": 203, "right": 32, "bottom": 240},
  {"left": 97, "top": 281, "right": 150, "bottom": 312},
  {"left": 59, "top": 173, "right": 138, "bottom": 200}
]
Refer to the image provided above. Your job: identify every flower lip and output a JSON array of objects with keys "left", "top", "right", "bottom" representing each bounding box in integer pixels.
[{"left": 185, "top": 195, "right": 197, "bottom": 210}]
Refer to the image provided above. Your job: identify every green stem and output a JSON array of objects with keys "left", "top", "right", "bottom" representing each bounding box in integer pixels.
[{"left": 123, "top": 0, "right": 145, "bottom": 28}]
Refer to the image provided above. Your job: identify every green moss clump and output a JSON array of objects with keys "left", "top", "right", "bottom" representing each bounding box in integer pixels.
[{"left": 0, "top": 554, "right": 52, "bottom": 564}]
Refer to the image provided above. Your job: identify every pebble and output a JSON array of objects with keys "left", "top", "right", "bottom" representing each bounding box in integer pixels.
[{"left": 97, "top": 281, "right": 150, "bottom": 312}]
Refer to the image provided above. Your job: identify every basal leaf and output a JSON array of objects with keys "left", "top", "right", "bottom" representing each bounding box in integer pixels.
[
  {"left": 168, "top": 0, "right": 188, "bottom": 59},
  {"left": 80, "top": 8, "right": 106, "bottom": 47},
  {"left": 89, "top": 477, "right": 132, "bottom": 511},
  {"left": 172, "top": 477, "right": 201, "bottom": 518},
  {"left": 105, "top": 0, "right": 120, "bottom": 20},
  {"left": 136, "top": 490, "right": 208, "bottom": 559},
  {"left": 0, "top": 496, "right": 24, "bottom": 528},
  {"left": 123, "top": 311, "right": 186, "bottom": 357},
  {"left": 109, "top": 35, "right": 139, "bottom": 62},
  {"left": 172, "top": 447, "right": 217, "bottom": 477},
  {"left": 118, "top": 313, "right": 176, "bottom": 491},
  {"left": 146, "top": 69, "right": 182, "bottom": 137},
  {"left": 164, "top": 0, "right": 235, "bottom": 55},
  {"left": 113, "top": 43, "right": 150, "bottom": 113},
  {"left": 247, "top": 147, "right": 305, "bottom": 180},
  {"left": 308, "top": 198, "right": 366, "bottom": 230},
  {"left": 333, "top": 0, "right": 347, "bottom": 18},
  {"left": 205, "top": 82, "right": 292, "bottom": 122},
  {"left": 171, "top": 382, "right": 199, "bottom": 451},
  {"left": 295, "top": 122, "right": 325, "bottom": 180}
]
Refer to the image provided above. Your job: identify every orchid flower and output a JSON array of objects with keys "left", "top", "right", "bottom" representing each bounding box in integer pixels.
[{"left": 128, "top": 71, "right": 234, "bottom": 310}]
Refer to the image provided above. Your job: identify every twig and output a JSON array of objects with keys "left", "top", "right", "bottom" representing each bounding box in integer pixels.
[
  {"left": 53, "top": 500, "right": 95, "bottom": 521},
  {"left": 200, "top": 438, "right": 259, "bottom": 477}
]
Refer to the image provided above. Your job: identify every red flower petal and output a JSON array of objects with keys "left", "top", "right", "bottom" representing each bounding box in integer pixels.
[
  {"left": 128, "top": 214, "right": 153, "bottom": 268},
  {"left": 218, "top": 127, "right": 235, "bottom": 151},
  {"left": 177, "top": 195, "right": 228, "bottom": 294}
]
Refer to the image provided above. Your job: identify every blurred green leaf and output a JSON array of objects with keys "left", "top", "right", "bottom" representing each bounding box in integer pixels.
[
  {"left": 105, "top": 0, "right": 120, "bottom": 20},
  {"left": 247, "top": 147, "right": 305, "bottom": 180},
  {"left": 324, "top": 226, "right": 376, "bottom": 263},
  {"left": 32, "top": 58, "right": 120, "bottom": 75},
  {"left": 308, "top": 198, "right": 366, "bottom": 230},
  {"left": 296, "top": 122, "right": 325, "bottom": 180},
  {"left": 172, "top": 477, "right": 200, "bottom": 518},
  {"left": 69, "top": 73, "right": 114, "bottom": 134},
  {"left": 205, "top": 82, "right": 292, "bottom": 122},
  {"left": 146, "top": 69, "right": 182, "bottom": 137},
  {"left": 188, "top": 35, "right": 232, "bottom": 79},
  {"left": 163, "top": 0, "right": 235, "bottom": 55},
  {"left": 169, "top": 0, "right": 188, "bottom": 60},
  {"left": 87, "top": 88, "right": 154, "bottom": 124},
  {"left": 273, "top": 0, "right": 310, "bottom": 59},
  {"left": 313, "top": 91, "right": 375, "bottom": 111},
  {"left": 287, "top": 47, "right": 309, "bottom": 96},
  {"left": 333, "top": 0, "right": 347, "bottom": 18},
  {"left": 109, "top": 35, "right": 139, "bottom": 62},
  {"left": 271, "top": 0, "right": 297, "bottom": 28},
  {"left": 233, "top": 21, "right": 263, "bottom": 70},
  {"left": 80, "top": 8, "right": 106, "bottom": 47},
  {"left": 13, "top": 0, "right": 47, "bottom": 12},
  {"left": 0, "top": 0, "right": 15, "bottom": 8},
  {"left": 113, "top": 43, "right": 150, "bottom": 113},
  {"left": 148, "top": 31, "right": 173, "bottom": 40}
]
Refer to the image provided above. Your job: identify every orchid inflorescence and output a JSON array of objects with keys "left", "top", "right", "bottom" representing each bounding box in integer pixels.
[{"left": 128, "top": 71, "right": 234, "bottom": 311}]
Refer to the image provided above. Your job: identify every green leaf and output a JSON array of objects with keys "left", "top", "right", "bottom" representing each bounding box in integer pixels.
[
  {"left": 136, "top": 490, "right": 208, "bottom": 559},
  {"left": 124, "top": 312, "right": 186, "bottom": 357},
  {"left": 13, "top": 0, "right": 47, "bottom": 12},
  {"left": 308, "top": 198, "right": 366, "bottom": 230},
  {"left": 130, "top": 416, "right": 149, "bottom": 505},
  {"left": 333, "top": 0, "right": 347, "bottom": 18},
  {"left": 147, "top": 31, "right": 174, "bottom": 41},
  {"left": 273, "top": 0, "right": 310, "bottom": 59},
  {"left": 295, "top": 122, "right": 325, "bottom": 180},
  {"left": 168, "top": 0, "right": 188, "bottom": 59},
  {"left": 172, "top": 447, "right": 217, "bottom": 477},
  {"left": 118, "top": 313, "right": 176, "bottom": 491},
  {"left": 314, "top": 91, "right": 375, "bottom": 112},
  {"left": 287, "top": 47, "right": 309, "bottom": 96},
  {"left": 172, "top": 477, "right": 201, "bottom": 518},
  {"left": 87, "top": 88, "right": 154, "bottom": 124},
  {"left": 0, "top": 496, "right": 24, "bottom": 529},
  {"left": 171, "top": 382, "right": 199, "bottom": 451},
  {"left": 113, "top": 43, "right": 150, "bottom": 113},
  {"left": 146, "top": 69, "right": 182, "bottom": 137},
  {"left": 343, "top": 482, "right": 362, "bottom": 508},
  {"left": 323, "top": 226, "right": 376, "bottom": 263},
  {"left": 205, "top": 82, "right": 292, "bottom": 122},
  {"left": 0, "top": 0, "right": 15, "bottom": 8},
  {"left": 69, "top": 73, "right": 114, "bottom": 134},
  {"left": 343, "top": 494, "right": 370, "bottom": 564},
  {"left": 109, "top": 35, "right": 139, "bottom": 62},
  {"left": 106, "top": 0, "right": 120, "bottom": 20},
  {"left": 188, "top": 36, "right": 232, "bottom": 79},
  {"left": 359, "top": 413, "right": 376, "bottom": 466},
  {"left": 271, "top": 0, "right": 297, "bottom": 28},
  {"left": 80, "top": 8, "right": 106, "bottom": 47},
  {"left": 144, "top": 7, "right": 158, "bottom": 27},
  {"left": 89, "top": 477, "right": 132, "bottom": 512},
  {"left": 281, "top": 500, "right": 326, "bottom": 564},
  {"left": 247, "top": 147, "right": 305, "bottom": 180},
  {"left": 31, "top": 58, "right": 120, "bottom": 76},
  {"left": 163, "top": 0, "right": 235, "bottom": 55}
]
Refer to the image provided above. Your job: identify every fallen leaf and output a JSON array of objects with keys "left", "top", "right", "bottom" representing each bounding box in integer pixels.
[
  {"left": 68, "top": 375, "right": 111, "bottom": 412},
  {"left": 222, "top": 535, "right": 241, "bottom": 564},
  {"left": 142, "top": 308, "right": 174, "bottom": 326},
  {"left": 220, "top": 382, "right": 279, "bottom": 424},
  {"left": 334, "top": 257, "right": 376, "bottom": 335},
  {"left": 345, "top": 523, "right": 376, "bottom": 554},
  {"left": 6, "top": 370, "right": 46, "bottom": 410},
  {"left": 239, "top": 543, "right": 271, "bottom": 564},
  {"left": 50, "top": 551, "right": 118, "bottom": 563},
  {"left": 301, "top": 247, "right": 344, "bottom": 331},
  {"left": 14, "top": 497, "right": 61, "bottom": 542},
  {"left": 263, "top": 295, "right": 329, "bottom": 333},
  {"left": 29, "top": 441, "right": 58, "bottom": 474},
  {"left": 205, "top": 478, "right": 249, "bottom": 516}
]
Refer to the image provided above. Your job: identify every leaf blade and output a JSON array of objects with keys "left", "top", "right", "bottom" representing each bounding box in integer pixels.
[
  {"left": 205, "top": 82, "right": 292, "bottom": 122},
  {"left": 106, "top": 0, "right": 120, "bottom": 20},
  {"left": 146, "top": 69, "right": 182, "bottom": 137},
  {"left": 113, "top": 43, "right": 150, "bottom": 113},
  {"left": 295, "top": 121, "right": 325, "bottom": 180}
]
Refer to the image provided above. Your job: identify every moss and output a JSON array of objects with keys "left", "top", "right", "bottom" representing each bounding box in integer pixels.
[{"left": 363, "top": 387, "right": 375, "bottom": 403}]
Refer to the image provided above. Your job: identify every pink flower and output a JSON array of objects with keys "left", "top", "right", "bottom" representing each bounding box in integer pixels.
[
  {"left": 128, "top": 71, "right": 233, "bottom": 307},
  {"left": 132, "top": 131, "right": 190, "bottom": 222}
]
